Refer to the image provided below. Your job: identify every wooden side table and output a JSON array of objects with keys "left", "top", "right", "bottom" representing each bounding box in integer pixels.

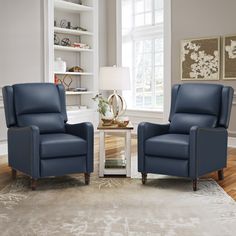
[{"left": 97, "top": 122, "right": 134, "bottom": 177}]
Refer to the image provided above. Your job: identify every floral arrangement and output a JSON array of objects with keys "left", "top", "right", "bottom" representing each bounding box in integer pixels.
[{"left": 92, "top": 94, "right": 112, "bottom": 117}]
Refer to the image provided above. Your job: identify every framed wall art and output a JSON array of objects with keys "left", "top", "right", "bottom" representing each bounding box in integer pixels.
[
  {"left": 223, "top": 35, "right": 236, "bottom": 80},
  {"left": 181, "top": 37, "right": 220, "bottom": 80}
]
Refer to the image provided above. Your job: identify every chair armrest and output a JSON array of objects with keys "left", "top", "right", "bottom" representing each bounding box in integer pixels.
[
  {"left": 138, "top": 122, "right": 170, "bottom": 172},
  {"left": 138, "top": 122, "right": 170, "bottom": 141},
  {"left": 189, "top": 126, "right": 228, "bottom": 179},
  {"left": 65, "top": 122, "right": 94, "bottom": 141},
  {"left": 65, "top": 122, "right": 94, "bottom": 173},
  {"left": 8, "top": 125, "right": 40, "bottom": 179}
]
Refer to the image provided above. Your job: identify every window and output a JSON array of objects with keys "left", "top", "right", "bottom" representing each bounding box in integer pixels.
[{"left": 121, "top": 0, "right": 164, "bottom": 111}]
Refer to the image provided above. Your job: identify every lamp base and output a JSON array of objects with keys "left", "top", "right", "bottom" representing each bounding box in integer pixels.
[{"left": 108, "top": 90, "right": 126, "bottom": 120}]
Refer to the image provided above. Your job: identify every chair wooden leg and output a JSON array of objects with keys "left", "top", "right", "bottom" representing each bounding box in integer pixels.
[
  {"left": 218, "top": 169, "right": 224, "bottom": 181},
  {"left": 142, "top": 173, "right": 147, "bottom": 185},
  {"left": 85, "top": 173, "right": 90, "bottom": 185},
  {"left": 11, "top": 168, "right": 17, "bottom": 180},
  {"left": 31, "top": 178, "right": 37, "bottom": 191},
  {"left": 192, "top": 179, "right": 198, "bottom": 191}
]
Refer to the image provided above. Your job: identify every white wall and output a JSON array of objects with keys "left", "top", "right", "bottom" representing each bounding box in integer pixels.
[
  {"left": 106, "top": 0, "right": 117, "bottom": 66},
  {"left": 98, "top": 0, "right": 116, "bottom": 66},
  {"left": 171, "top": 0, "right": 236, "bottom": 138},
  {"left": 0, "top": 0, "right": 44, "bottom": 150},
  {"left": 99, "top": 0, "right": 108, "bottom": 67}
]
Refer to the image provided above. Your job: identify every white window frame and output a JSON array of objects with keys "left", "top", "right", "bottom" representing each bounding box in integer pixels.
[{"left": 116, "top": 0, "right": 171, "bottom": 122}]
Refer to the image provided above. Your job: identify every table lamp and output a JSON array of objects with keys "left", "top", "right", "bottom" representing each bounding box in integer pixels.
[{"left": 99, "top": 66, "right": 131, "bottom": 120}]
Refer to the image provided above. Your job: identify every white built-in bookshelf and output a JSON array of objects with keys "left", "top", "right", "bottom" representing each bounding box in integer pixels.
[{"left": 49, "top": 0, "right": 99, "bottom": 125}]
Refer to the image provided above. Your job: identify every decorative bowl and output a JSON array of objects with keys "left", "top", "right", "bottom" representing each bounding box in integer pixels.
[
  {"left": 101, "top": 118, "right": 113, "bottom": 126},
  {"left": 117, "top": 117, "right": 129, "bottom": 127},
  {"left": 117, "top": 120, "right": 129, "bottom": 127}
]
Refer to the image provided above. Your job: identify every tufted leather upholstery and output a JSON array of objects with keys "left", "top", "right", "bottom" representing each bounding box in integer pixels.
[
  {"left": 2, "top": 83, "right": 94, "bottom": 184},
  {"left": 138, "top": 83, "right": 234, "bottom": 188}
]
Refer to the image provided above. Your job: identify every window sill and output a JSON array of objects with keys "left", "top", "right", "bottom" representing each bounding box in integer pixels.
[
  {"left": 124, "top": 108, "right": 164, "bottom": 120},
  {"left": 126, "top": 108, "right": 163, "bottom": 113}
]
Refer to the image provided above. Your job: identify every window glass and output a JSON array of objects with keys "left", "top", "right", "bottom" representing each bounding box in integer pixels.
[{"left": 122, "top": 0, "right": 164, "bottom": 110}]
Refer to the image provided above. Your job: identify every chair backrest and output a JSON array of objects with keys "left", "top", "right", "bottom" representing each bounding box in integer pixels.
[
  {"left": 169, "top": 83, "right": 234, "bottom": 134},
  {"left": 2, "top": 83, "right": 68, "bottom": 134}
]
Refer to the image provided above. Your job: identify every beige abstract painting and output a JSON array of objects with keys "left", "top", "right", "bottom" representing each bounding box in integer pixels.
[
  {"left": 223, "top": 35, "right": 236, "bottom": 80},
  {"left": 181, "top": 37, "right": 220, "bottom": 80}
]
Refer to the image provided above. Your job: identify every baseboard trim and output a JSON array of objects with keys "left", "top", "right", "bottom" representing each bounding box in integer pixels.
[
  {"left": 228, "top": 137, "right": 236, "bottom": 148},
  {"left": 0, "top": 141, "right": 7, "bottom": 156}
]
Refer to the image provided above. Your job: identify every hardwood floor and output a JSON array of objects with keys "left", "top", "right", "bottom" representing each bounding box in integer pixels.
[
  {"left": 210, "top": 148, "right": 236, "bottom": 199},
  {"left": 1, "top": 136, "right": 236, "bottom": 200}
]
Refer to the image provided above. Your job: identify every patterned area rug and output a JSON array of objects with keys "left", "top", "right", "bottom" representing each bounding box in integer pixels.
[{"left": 0, "top": 176, "right": 236, "bottom": 235}]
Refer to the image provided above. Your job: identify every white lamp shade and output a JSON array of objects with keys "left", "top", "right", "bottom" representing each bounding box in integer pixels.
[{"left": 99, "top": 67, "right": 131, "bottom": 90}]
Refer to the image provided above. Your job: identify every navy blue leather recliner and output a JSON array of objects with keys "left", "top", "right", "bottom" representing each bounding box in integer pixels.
[
  {"left": 2, "top": 83, "right": 94, "bottom": 190},
  {"left": 138, "top": 83, "right": 234, "bottom": 191}
]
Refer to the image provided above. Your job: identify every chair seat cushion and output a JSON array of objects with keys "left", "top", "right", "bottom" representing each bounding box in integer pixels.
[
  {"left": 40, "top": 133, "right": 87, "bottom": 159},
  {"left": 145, "top": 134, "right": 189, "bottom": 159}
]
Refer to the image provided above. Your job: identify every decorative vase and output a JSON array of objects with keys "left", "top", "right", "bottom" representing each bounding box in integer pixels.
[{"left": 54, "top": 57, "right": 66, "bottom": 73}]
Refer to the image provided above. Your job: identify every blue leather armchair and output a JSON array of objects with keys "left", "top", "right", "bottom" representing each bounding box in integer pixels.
[
  {"left": 138, "top": 83, "right": 234, "bottom": 190},
  {"left": 2, "top": 83, "right": 94, "bottom": 190}
]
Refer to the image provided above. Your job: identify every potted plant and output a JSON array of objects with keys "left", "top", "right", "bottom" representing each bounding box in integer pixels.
[{"left": 92, "top": 94, "right": 113, "bottom": 125}]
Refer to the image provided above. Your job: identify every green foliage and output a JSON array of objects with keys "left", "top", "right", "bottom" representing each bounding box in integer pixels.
[{"left": 92, "top": 94, "right": 110, "bottom": 116}]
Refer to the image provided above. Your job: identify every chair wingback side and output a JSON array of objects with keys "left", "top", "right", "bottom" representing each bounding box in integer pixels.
[
  {"left": 218, "top": 86, "right": 234, "bottom": 129},
  {"left": 2, "top": 86, "right": 17, "bottom": 128},
  {"left": 2, "top": 83, "right": 68, "bottom": 133},
  {"left": 168, "top": 83, "right": 234, "bottom": 134}
]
